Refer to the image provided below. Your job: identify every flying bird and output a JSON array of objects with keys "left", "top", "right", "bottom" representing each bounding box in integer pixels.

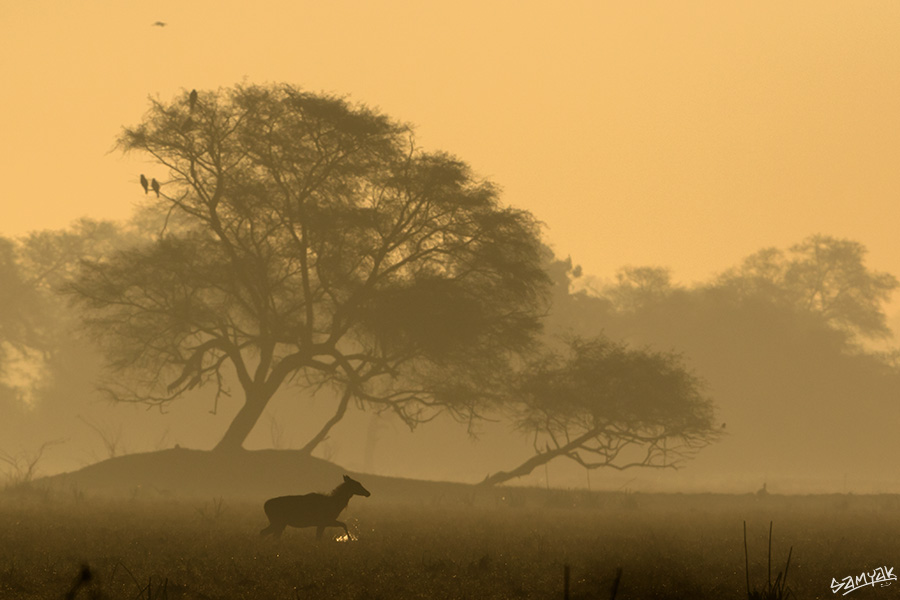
[
  {"left": 151, "top": 178, "right": 160, "bottom": 197},
  {"left": 152, "top": 21, "right": 167, "bottom": 27},
  {"left": 189, "top": 89, "right": 198, "bottom": 112},
  {"left": 140, "top": 174, "right": 149, "bottom": 194}
]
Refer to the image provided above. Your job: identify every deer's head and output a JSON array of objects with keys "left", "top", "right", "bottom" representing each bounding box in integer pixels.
[{"left": 343, "top": 475, "right": 371, "bottom": 497}]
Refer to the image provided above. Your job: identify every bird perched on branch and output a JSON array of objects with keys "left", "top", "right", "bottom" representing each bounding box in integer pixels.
[
  {"left": 151, "top": 178, "right": 160, "bottom": 198},
  {"left": 189, "top": 89, "right": 198, "bottom": 112},
  {"left": 140, "top": 174, "right": 149, "bottom": 194}
]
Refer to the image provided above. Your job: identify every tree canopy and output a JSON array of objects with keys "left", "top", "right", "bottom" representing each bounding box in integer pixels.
[
  {"left": 0, "top": 220, "right": 122, "bottom": 404},
  {"left": 0, "top": 237, "right": 45, "bottom": 403},
  {"left": 68, "top": 84, "right": 549, "bottom": 452},
  {"left": 482, "top": 336, "right": 719, "bottom": 486},
  {"left": 717, "top": 235, "right": 897, "bottom": 340}
]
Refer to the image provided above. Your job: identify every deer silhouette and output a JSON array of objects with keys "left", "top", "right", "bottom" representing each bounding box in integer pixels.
[{"left": 260, "top": 475, "right": 371, "bottom": 540}]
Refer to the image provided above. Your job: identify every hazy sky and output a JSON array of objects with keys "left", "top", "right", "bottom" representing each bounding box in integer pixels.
[{"left": 4, "top": 1, "right": 900, "bottom": 287}]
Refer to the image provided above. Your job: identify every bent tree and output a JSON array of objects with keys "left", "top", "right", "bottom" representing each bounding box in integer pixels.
[
  {"left": 69, "top": 84, "right": 548, "bottom": 453},
  {"left": 482, "top": 336, "right": 719, "bottom": 486}
]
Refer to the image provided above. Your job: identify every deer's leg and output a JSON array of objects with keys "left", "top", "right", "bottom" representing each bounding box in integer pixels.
[
  {"left": 261, "top": 523, "right": 285, "bottom": 538},
  {"left": 316, "top": 526, "right": 325, "bottom": 541},
  {"left": 334, "top": 520, "right": 349, "bottom": 537}
]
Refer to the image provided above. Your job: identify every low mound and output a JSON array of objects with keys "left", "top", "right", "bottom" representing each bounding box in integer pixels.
[
  {"left": 34, "top": 448, "right": 477, "bottom": 503},
  {"left": 38, "top": 448, "right": 348, "bottom": 500}
]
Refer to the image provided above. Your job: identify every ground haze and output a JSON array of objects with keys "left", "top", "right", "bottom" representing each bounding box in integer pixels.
[{"left": 3, "top": 460, "right": 898, "bottom": 599}]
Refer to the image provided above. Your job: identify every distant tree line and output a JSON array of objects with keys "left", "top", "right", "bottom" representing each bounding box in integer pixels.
[{"left": 545, "top": 235, "right": 900, "bottom": 482}]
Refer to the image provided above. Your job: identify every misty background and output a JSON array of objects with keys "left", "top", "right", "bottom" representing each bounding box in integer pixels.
[{"left": 3, "top": 1, "right": 900, "bottom": 495}]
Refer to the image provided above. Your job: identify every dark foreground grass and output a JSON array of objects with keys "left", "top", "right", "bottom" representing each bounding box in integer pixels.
[{"left": 0, "top": 489, "right": 898, "bottom": 599}]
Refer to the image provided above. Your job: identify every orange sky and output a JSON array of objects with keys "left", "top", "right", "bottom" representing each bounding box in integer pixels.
[{"left": 3, "top": 0, "right": 900, "bottom": 291}]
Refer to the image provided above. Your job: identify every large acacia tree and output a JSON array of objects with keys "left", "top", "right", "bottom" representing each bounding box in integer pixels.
[{"left": 69, "top": 84, "right": 548, "bottom": 453}]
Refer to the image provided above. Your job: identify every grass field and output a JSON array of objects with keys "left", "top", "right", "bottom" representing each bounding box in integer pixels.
[{"left": 1, "top": 487, "right": 898, "bottom": 599}]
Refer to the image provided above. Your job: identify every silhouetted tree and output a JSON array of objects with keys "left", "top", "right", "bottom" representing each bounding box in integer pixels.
[
  {"left": 19, "top": 219, "right": 124, "bottom": 292},
  {"left": 16, "top": 222, "right": 125, "bottom": 373},
  {"left": 482, "top": 336, "right": 718, "bottom": 486},
  {"left": 0, "top": 237, "right": 46, "bottom": 401},
  {"left": 540, "top": 238, "right": 900, "bottom": 485},
  {"left": 68, "top": 84, "right": 549, "bottom": 453},
  {"left": 0, "top": 222, "right": 125, "bottom": 464},
  {"left": 604, "top": 266, "right": 674, "bottom": 313},
  {"left": 541, "top": 252, "right": 613, "bottom": 336},
  {"left": 718, "top": 234, "right": 897, "bottom": 340}
]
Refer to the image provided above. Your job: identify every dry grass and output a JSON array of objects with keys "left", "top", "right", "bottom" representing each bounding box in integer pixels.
[{"left": 0, "top": 487, "right": 897, "bottom": 599}]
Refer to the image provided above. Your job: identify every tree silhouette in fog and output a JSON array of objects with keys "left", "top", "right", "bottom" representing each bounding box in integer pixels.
[
  {"left": 482, "top": 336, "right": 718, "bottom": 486},
  {"left": 0, "top": 222, "right": 121, "bottom": 403},
  {"left": 0, "top": 221, "right": 126, "bottom": 463},
  {"left": 67, "top": 84, "right": 549, "bottom": 453},
  {"left": 0, "top": 237, "right": 46, "bottom": 403},
  {"left": 541, "top": 236, "right": 900, "bottom": 485},
  {"left": 717, "top": 234, "right": 897, "bottom": 341}
]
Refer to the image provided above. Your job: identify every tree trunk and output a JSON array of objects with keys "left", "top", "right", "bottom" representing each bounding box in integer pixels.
[
  {"left": 479, "top": 430, "right": 597, "bottom": 486},
  {"left": 213, "top": 389, "right": 271, "bottom": 452},
  {"left": 479, "top": 448, "right": 568, "bottom": 487},
  {"left": 299, "top": 388, "right": 352, "bottom": 455}
]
